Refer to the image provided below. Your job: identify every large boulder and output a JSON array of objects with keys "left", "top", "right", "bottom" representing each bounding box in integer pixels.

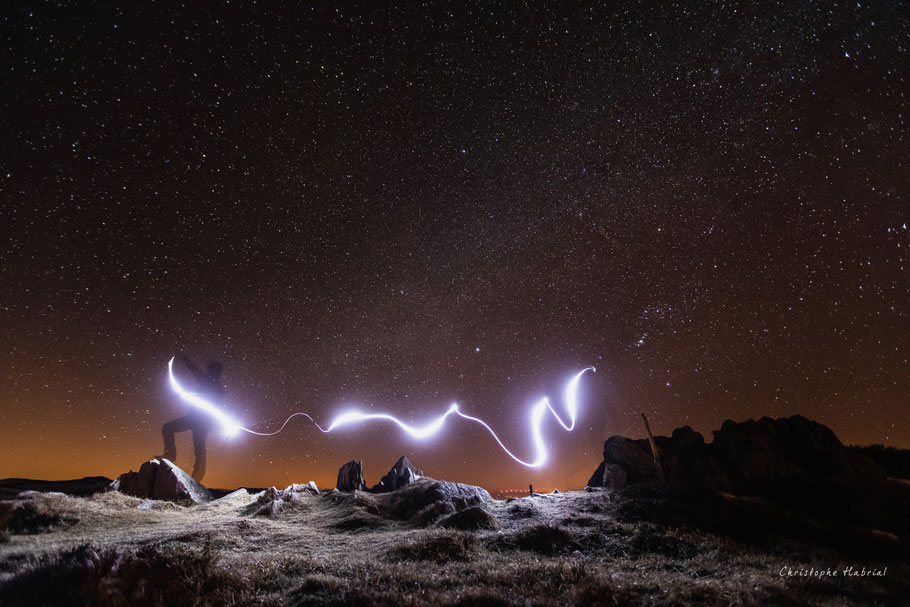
[
  {"left": 713, "top": 415, "right": 885, "bottom": 491},
  {"left": 654, "top": 426, "right": 728, "bottom": 491},
  {"left": 602, "top": 436, "right": 662, "bottom": 485},
  {"left": 111, "top": 459, "right": 210, "bottom": 504},
  {"left": 387, "top": 478, "right": 492, "bottom": 523},
  {"left": 712, "top": 417, "right": 800, "bottom": 485},
  {"left": 660, "top": 426, "right": 706, "bottom": 454},
  {"left": 337, "top": 460, "right": 366, "bottom": 492},
  {"left": 587, "top": 461, "right": 628, "bottom": 490},
  {"left": 113, "top": 468, "right": 142, "bottom": 497},
  {"left": 371, "top": 456, "right": 423, "bottom": 493}
]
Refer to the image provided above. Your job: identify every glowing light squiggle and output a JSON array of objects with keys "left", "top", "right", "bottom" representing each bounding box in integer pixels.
[
  {"left": 167, "top": 357, "right": 594, "bottom": 468},
  {"left": 167, "top": 358, "right": 244, "bottom": 436}
]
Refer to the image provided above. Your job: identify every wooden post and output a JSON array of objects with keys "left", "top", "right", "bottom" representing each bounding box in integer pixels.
[
  {"left": 641, "top": 413, "right": 666, "bottom": 482},
  {"left": 529, "top": 484, "right": 533, "bottom": 496}
]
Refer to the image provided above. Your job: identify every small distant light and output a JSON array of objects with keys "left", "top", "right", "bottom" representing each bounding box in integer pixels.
[{"left": 845, "top": 51, "right": 850, "bottom": 58}]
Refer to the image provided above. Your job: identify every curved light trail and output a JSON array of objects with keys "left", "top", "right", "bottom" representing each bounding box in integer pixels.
[{"left": 166, "top": 357, "right": 595, "bottom": 468}]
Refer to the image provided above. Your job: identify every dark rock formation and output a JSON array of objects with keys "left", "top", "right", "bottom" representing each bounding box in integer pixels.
[
  {"left": 851, "top": 444, "right": 910, "bottom": 480},
  {"left": 712, "top": 415, "right": 884, "bottom": 493},
  {"left": 587, "top": 415, "right": 887, "bottom": 497},
  {"left": 590, "top": 436, "right": 662, "bottom": 488},
  {"left": 387, "top": 478, "right": 492, "bottom": 523},
  {"left": 336, "top": 460, "right": 366, "bottom": 492},
  {"left": 587, "top": 461, "right": 628, "bottom": 490},
  {"left": 371, "top": 456, "right": 423, "bottom": 493},
  {"left": 111, "top": 459, "right": 210, "bottom": 504}
]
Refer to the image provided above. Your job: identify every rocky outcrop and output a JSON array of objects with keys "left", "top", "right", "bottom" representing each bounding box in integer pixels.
[
  {"left": 246, "top": 482, "right": 319, "bottom": 517},
  {"left": 371, "top": 456, "right": 423, "bottom": 493},
  {"left": 604, "top": 436, "right": 663, "bottom": 486},
  {"left": 286, "top": 481, "right": 320, "bottom": 495},
  {"left": 587, "top": 461, "right": 627, "bottom": 490},
  {"left": 387, "top": 477, "right": 492, "bottom": 523},
  {"left": 111, "top": 459, "right": 210, "bottom": 504},
  {"left": 587, "top": 415, "right": 887, "bottom": 496},
  {"left": 336, "top": 460, "right": 366, "bottom": 492},
  {"left": 711, "top": 415, "right": 884, "bottom": 492}
]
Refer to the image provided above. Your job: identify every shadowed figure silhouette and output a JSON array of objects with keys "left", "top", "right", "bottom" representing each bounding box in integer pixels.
[{"left": 159, "top": 355, "right": 222, "bottom": 482}]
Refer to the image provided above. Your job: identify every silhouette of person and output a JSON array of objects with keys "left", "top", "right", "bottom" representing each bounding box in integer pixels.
[{"left": 159, "top": 355, "right": 222, "bottom": 482}]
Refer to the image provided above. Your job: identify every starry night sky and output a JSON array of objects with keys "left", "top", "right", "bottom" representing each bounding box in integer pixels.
[{"left": 1, "top": 2, "right": 908, "bottom": 491}]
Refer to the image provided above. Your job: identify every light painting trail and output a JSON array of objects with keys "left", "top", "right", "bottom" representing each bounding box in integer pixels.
[
  {"left": 167, "top": 357, "right": 595, "bottom": 468},
  {"left": 167, "top": 358, "right": 244, "bottom": 436}
]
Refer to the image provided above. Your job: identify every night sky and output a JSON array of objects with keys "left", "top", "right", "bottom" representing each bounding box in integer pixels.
[{"left": 2, "top": 2, "right": 908, "bottom": 491}]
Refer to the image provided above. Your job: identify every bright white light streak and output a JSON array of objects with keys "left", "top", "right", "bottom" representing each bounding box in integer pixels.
[
  {"left": 167, "top": 358, "right": 595, "bottom": 468},
  {"left": 167, "top": 357, "right": 243, "bottom": 437}
]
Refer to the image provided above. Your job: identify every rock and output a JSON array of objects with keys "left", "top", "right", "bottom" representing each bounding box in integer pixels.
[
  {"left": 249, "top": 487, "right": 283, "bottom": 517},
  {"left": 110, "top": 469, "right": 138, "bottom": 496},
  {"left": 712, "top": 415, "right": 885, "bottom": 491},
  {"left": 602, "top": 463, "right": 628, "bottom": 490},
  {"left": 337, "top": 460, "right": 366, "bottom": 492},
  {"left": 111, "top": 459, "right": 210, "bottom": 504},
  {"left": 388, "top": 478, "right": 492, "bottom": 523},
  {"left": 587, "top": 461, "right": 628, "bottom": 490},
  {"left": 371, "top": 456, "right": 423, "bottom": 493},
  {"left": 603, "top": 436, "right": 662, "bottom": 485},
  {"left": 666, "top": 454, "right": 731, "bottom": 491},
  {"left": 250, "top": 487, "right": 297, "bottom": 517},
  {"left": 586, "top": 462, "right": 605, "bottom": 488},
  {"left": 151, "top": 459, "right": 211, "bottom": 503},
  {"left": 247, "top": 482, "right": 321, "bottom": 517},
  {"left": 137, "top": 460, "right": 160, "bottom": 496},
  {"left": 661, "top": 426, "right": 706, "bottom": 454},
  {"left": 587, "top": 415, "right": 887, "bottom": 497},
  {"left": 286, "top": 481, "right": 320, "bottom": 495}
]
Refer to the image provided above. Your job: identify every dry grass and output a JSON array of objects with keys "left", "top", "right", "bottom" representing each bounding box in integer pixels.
[
  {"left": 388, "top": 529, "right": 479, "bottom": 563},
  {"left": 0, "top": 485, "right": 906, "bottom": 606}
]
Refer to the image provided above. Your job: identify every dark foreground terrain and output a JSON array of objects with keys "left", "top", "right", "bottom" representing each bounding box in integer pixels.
[{"left": 1, "top": 475, "right": 907, "bottom": 606}]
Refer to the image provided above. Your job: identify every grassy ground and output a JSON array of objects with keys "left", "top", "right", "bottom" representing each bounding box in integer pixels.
[{"left": 0, "top": 482, "right": 906, "bottom": 606}]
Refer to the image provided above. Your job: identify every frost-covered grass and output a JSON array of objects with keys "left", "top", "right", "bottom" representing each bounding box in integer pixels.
[{"left": 0, "top": 483, "right": 906, "bottom": 606}]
